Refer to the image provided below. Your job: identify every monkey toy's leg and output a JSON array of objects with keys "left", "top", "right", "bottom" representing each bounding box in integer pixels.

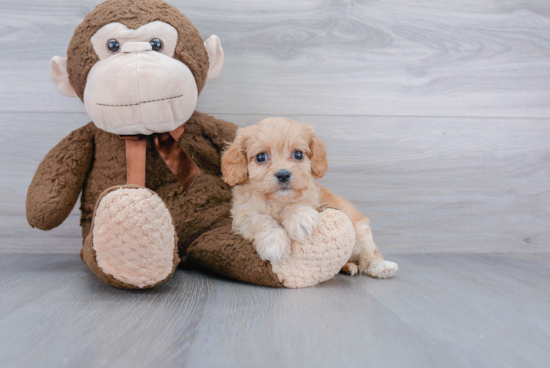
[
  {"left": 184, "top": 218, "right": 285, "bottom": 288},
  {"left": 185, "top": 208, "right": 356, "bottom": 289},
  {"left": 80, "top": 185, "right": 180, "bottom": 289}
]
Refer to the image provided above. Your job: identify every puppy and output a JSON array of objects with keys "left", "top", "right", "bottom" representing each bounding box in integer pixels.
[{"left": 221, "top": 117, "right": 398, "bottom": 278}]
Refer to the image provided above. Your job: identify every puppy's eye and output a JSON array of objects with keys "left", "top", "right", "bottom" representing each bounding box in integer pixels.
[
  {"left": 256, "top": 153, "right": 267, "bottom": 163},
  {"left": 293, "top": 150, "right": 304, "bottom": 161},
  {"left": 150, "top": 38, "right": 163, "bottom": 52},
  {"left": 107, "top": 39, "right": 120, "bottom": 54}
]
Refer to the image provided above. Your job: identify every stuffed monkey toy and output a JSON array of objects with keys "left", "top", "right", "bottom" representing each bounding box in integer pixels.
[{"left": 27, "top": 0, "right": 355, "bottom": 289}]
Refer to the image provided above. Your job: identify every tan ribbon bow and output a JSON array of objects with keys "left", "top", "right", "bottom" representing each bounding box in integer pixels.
[{"left": 119, "top": 124, "right": 200, "bottom": 192}]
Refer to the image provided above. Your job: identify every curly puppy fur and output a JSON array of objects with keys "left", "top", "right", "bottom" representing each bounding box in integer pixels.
[{"left": 221, "top": 117, "right": 398, "bottom": 278}]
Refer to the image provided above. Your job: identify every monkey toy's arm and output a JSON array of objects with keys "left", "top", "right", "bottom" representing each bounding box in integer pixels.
[{"left": 26, "top": 124, "right": 95, "bottom": 230}]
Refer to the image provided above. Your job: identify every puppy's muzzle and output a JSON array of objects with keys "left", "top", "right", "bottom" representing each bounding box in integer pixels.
[{"left": 275, "top": 170, "right": 292, "bottom": 183}]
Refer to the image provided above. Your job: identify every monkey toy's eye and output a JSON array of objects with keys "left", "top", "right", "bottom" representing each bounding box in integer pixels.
[
  {"left": 150, "top": 38, "right": 164, "bottom": 52},
  {"left": 293, "top": 150, "right": 304, "bottom": 161},
  {"left": 106, "top": 39, "right": 120, "bottom": 54},
  {"left": 256, "top": 153, "right": 267, "bottom": 164}
]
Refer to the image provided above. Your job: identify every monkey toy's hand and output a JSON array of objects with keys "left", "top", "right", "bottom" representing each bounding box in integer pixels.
[{"left": 27, "top": 125, "right": 95, "bottom": 230}]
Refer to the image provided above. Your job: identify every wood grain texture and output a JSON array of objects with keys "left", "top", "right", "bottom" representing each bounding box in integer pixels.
[
  {"left": 0, "top": 253, "right": 549, "bottom": 367},
  {"left": 0, "top": 254, "right": 211, "bottom": 368},
  {"left": 0, "top": 0, "right": 549, "bottom": 117},
  {"left": 0, "top": 254, "right": 87, "bottom": 316},
  {"left": 4, "top": 112, "right": 549, "bottom": 254}
]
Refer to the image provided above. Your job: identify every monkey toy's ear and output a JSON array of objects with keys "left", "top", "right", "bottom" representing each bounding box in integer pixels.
[
  {"left": 204, "top": 35, "right": 224, "bottom": 80},
  {"left": 50, "top": 56, "right": 77, "bottom": 98}
]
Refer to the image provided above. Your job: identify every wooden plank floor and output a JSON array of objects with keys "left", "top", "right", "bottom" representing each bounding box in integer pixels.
[{"left": 0, "top": 253, "right": 549, "bottom": 368}]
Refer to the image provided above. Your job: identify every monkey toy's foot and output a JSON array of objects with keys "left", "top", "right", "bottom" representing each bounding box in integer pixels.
[
  {"left": 81, "top": 185, "right": 179, "bottom": 289},
  {"left": 270, "top": 209, "right": 356, "bottom": 288}
]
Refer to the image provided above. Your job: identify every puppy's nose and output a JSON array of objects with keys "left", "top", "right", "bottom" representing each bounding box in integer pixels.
[{"left": 275, "top": 170, "right": 292, "bottom": 183}]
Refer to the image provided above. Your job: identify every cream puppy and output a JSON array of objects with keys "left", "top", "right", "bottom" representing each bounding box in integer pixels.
[{"left": 221, "top": 118, "right": 398, "bottom": 278}]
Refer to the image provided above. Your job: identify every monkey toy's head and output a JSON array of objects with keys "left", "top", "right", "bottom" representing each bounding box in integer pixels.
[{"left": 50, "top": 0, "right": 223, "bottom": 135}]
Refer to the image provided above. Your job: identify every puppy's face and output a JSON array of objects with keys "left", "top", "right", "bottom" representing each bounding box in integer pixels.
[{"left": 222, "top": 118, "right": 328, "bottom": 202}]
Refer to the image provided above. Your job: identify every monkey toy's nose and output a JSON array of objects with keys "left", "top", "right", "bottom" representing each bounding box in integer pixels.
[
  {"left": 121, "top": 42, "right": 153, "bottom": 53},
  {"left": 275, "top": 170, "right": 292, "bottom": 183}
]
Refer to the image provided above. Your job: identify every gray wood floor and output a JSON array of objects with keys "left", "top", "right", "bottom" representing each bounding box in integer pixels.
[{"left": 0, "top": 253, "right": 549, "bottom": 368}]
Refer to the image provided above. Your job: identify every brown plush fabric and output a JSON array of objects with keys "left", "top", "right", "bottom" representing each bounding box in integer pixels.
[
  {"left": 80, "top": 184, "right": 180, "bottom": 289},
  {"left": 77, "top": 112, "right": 237, "bottom": 252},
  {"left": 187, "top": 218, "right": 285, "bottom": 288},
  {"left": 27, "top": 111, "right": 233, "bottom": 252},
  {"left": 27, "top": 125, "right": 95, "bottom": 230},
  {"left": 27, "top": 111, "right": 285, "bottom": 287},
  {"left": 66, "top": 0, "right": 209, "bottom": 101}
]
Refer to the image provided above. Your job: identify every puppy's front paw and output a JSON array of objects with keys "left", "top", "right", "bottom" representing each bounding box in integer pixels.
[
  {"left": 361, "top": 260, "right": 398, "bottom": 279},
  {"left": 282, "top": 209, "right": 321, "bottom": 243},
  {"left": 254, "top": 228, "right": 292, "bottom": 263}
]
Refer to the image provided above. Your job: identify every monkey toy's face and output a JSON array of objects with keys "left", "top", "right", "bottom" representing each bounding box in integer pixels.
[
  {"left": 50, "top": 0, "right": 224, "bottom": 135},
  {"left": 84, "top": 21, "right": 199, "bottom": 135}
]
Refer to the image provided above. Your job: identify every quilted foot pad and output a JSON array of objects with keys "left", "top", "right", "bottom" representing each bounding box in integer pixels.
[
  {"left": 92, "top": 186, "right": 177, "bottom": 288},
  {"left": 271, "top": 209, "right": 356, "bottom": 288}
]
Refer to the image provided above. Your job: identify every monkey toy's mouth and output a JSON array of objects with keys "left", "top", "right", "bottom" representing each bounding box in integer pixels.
[
  {"left": 96, "top": 94, "right": 184, "bottom": 108},
  {"left": 84, "top": 51, "right": 198, "bottom": 136}
]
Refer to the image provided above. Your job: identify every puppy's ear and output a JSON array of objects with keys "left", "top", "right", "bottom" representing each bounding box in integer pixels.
[
  {"left": 308, "top": 126, "right": 328, "bottom": 178},
  {"left": 222, "top": 129, "right": 248, "bottom": 186}
]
